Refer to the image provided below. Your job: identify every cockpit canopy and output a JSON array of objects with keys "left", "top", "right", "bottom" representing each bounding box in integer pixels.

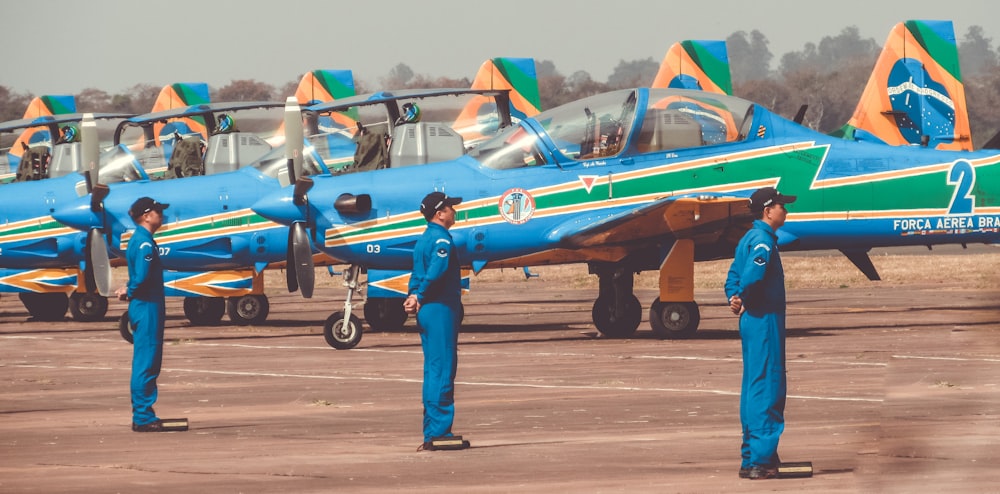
[{"left": 471, "top": 88, "right": 754, "bottom": 170}]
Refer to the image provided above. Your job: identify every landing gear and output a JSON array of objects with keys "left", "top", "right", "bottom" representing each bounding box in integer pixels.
[
  {"left": 19, "top": 292, "right": 68, "bottom": 321},
  {"left": 118, "top": 311, "right": 135, "bottom": 344},
  {"left": 589, "top": 263, "right": 642, "bottom": 338},
  {"left": 649, "top": 299, "right": 700, "bottom": 339},
  {"left": 322, "top": 265, "right": 364, "bottom": 349},
  {"left": 592, "top": 294, "right": 642, "bottom": 338},
  {"left": 227, "top": 294, "right": 270, "bottom": 325},
  {"left": 324, "top": 311, "right": 363, "bottom": 349},
  {"left": 69, "top": 292, "right": 109, "bottom": 322},
  {"left": 183, "top": 296, "right": 225, "bottom": 326},
  {"left": 363, "top": 297, "right": 408, "bottom": 331}
]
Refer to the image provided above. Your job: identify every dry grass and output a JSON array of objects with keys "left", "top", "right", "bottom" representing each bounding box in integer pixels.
[
  {"left": 471, "top": 251, "right": 1000, "bottom": 290},
  {"left": 264, "top": 249, "right": 1000, "bottom": 292}
]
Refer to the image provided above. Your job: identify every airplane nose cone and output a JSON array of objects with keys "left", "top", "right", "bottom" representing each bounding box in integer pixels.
[
  {"left": 52, "top": 199, "right": 100, "bottom": 231},
  {"left": 252, "top": 188, "right": 305, "bottom": 225}
]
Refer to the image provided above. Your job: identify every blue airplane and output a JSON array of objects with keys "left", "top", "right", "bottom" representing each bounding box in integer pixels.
[
  {"left": 0, "top": 83, "right": 211, "bottom": 321},
  {"left": 252, "top": 85, "right": 1000, "bottom": 348},
  {"left": 51, "top": 98, "right": 319, "bottom": 326},
  {"left": 55, "top": 60, "right": 540, "bottom": 339}
]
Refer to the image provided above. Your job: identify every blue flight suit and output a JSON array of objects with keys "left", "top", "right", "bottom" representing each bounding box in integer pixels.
[
  {"left": 724, "top": 219, "right": 787, "bottom": 470},
  {"left": 407, "top": 222, "right": 463, "bottom": 442},
  {"left": 125, "top": 226, "right": 166, "bottom": 426}
]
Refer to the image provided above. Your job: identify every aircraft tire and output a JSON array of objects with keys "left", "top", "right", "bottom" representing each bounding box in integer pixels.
[
  {"left": 69, "top": 292, "right": 109, "bottom": 322},
  {"left": 118, "top": 311, "right": 135, "bottom": 344},
  {"left": 227, "top": 295, "right": 270, "bottom": 326},
  {"left": 363, "top": 297, "right": 408, "bottom": 331},
  {"left": 183, "top": 297, "right": 226, "bottom": 326},
  {"left": 323, "top": 311, "right": 363, "bottom": 350},
  {"left": 649, "top": 299, "right": 700, "bottom": 339},
  {"left": 19, "top": 292, "right": 69, "bottom": 321},
  {"left": 591, "top": 294, "right": 641, "bottom": 338}
]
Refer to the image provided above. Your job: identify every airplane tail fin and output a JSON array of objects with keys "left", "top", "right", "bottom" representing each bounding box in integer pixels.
[
  {"left": 651, "top": 40, "right": 732, "bottom": 95},
  {"left": 294, "top": 69, "right": 357, "bottom": 134},
  {"left": 837, "top": 20, "right": 972, "bottom": 151},
  {"left": 6, "top": 95, "right": 78, "bottom": 174},
  {"left": 453, "top": 57, "right": 541, "bottom": 143},
  {"left": 148, "top": 82, "right": 211, "bottom": 150}
]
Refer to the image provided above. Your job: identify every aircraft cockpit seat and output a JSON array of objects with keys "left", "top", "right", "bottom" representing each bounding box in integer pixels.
[
  {"left": 168, "top": 136, "right": 205, "bottom": 178},
  {"left": 635, "top": 109, "right": 702, "bottom": 153},
  {"left": 351, "top": 122, "right": 391, "bottom": 172},
  {"left": 14, "top": 144, "right": 51, "bottom": 182},
  {"left": 388, "top": 122, "right": 464, "bottom": 167},
  {"left": 203, "top": 132, "right": 271, "bottom": 175}
]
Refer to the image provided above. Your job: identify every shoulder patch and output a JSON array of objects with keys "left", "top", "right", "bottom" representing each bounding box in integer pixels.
[
  {"left": 752, "top": 242, "right": 771, "bottom": 252},
  {"left": 753, "top": 256, "right": 766, "bottom": 266},
  {"left": 436, "top": 246, "right": 449, "bottom": 258}
]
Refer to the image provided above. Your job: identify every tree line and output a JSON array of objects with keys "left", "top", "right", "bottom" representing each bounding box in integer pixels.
[{"left": 3, "top": 25, "right": 998, "bottom": 147}]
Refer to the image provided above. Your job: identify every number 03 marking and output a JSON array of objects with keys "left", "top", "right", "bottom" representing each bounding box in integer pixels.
[{"left": 947, "top": 161, "right": 975, "bottom": 215}]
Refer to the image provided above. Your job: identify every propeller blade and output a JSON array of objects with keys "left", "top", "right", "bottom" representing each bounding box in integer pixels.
[
  {"left": 86, "top": 228, "right": 113, "bottom": 296},
  {"left": 284, "top": 96, "right": 304, "bottom": 185},
  {"left": 90, "top": 183, "right": 109, "bottom": 213},
  {"left": 81, "top": 113, "right": 99, "bottom": 193},
  {"left": 286, "top": 226, "right": 299, "bottom": 293},
  {"left": 293, "top": 176, "right": 313, "bottom": 207},
  {"left": 289, "top": 222, "right": 315, "bottom": 298}
]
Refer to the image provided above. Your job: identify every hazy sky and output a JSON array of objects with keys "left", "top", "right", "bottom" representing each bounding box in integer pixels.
[{"left": 3, "top": 0, "right": 996, "bottom": 96}]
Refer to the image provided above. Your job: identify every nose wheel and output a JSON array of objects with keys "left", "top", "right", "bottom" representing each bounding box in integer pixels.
[{"left": 323, "top": 311, "right": 363, "bottom": 349}]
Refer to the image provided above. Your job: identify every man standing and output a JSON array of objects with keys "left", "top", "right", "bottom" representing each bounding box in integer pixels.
[
  {"left": 403, "top": 191, "right": 469, "bottom": 451},
  {"left": 724, "top": 186, "right": 796, "bottom": 479},
  {"left": 114, "top": 197, "right": 186, "bottom": 433}
]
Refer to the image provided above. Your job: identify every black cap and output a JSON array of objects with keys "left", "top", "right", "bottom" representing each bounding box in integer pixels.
[
  {"left": 419, "top": 191, "right": 462, "bottom": 221},
  {"left": 129, "top": 197, "right": 169, "bottom": 219},
  {"left": 748, "top": 187, "right": 796, "bottom": 214}
]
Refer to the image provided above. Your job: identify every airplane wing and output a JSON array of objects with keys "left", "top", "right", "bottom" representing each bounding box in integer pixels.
[{"left": 554, "top": 195, "right": 753, "bottom": 255}]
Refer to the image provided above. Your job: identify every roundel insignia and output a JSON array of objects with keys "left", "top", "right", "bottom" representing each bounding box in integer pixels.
[{"left": 498, "top": 188, "right": 535, "bottom": 225}]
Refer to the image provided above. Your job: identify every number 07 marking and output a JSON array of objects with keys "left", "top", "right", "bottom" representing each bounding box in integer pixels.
[{"left": 947, "top": 161, "right": 975, "bottom": 215}]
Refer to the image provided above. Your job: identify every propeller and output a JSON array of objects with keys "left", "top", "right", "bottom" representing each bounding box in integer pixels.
[
  {"left": 283, "top": 96, "right": 304, "bottom": 186},
  {"left": 287, "top": 222, "right": 315, "bottom": 299},
  {"left": 80, "top": 114, "right": 113, "bottom": 296},
  {"left": 281, "top": 96, "right": 315, "bottom": 298}
]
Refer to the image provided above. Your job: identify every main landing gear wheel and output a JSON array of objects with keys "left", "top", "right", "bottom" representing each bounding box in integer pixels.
[
  {"left": 183, "top": 297, "right": 225, "bottom": 326},
  {"left": 591, "top": 294, "right": 642, "bottom": 338},
  {"left": 19, "top": 292, "right": 68, "bottom": 321},
  {"left": 227, "top": 294, "right": 270, "bottom": 326},
  {"left": 649, "top": 299, "right": 700, "bottom": 339},
  {"left": 118, "top": 311, "right": 136, "bottom": 344},
  {"left": 69, "top": 292, "right": 109, "bottom": 322},
  {"left": 323, "top": 311, "right": 363, "bottom": 350},
  {"left": 363, "top": 297, "right": 408, "bottom": 331}
]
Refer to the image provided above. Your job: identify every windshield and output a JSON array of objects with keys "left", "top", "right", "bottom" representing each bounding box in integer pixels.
[
  {"left": 252, "top": 140, "right": 326, "bottom": 179},
  {"left": 468, "top": 124, "right": 547, "bottom": 169},
  {"left": 98, "top": 145, "right": 145, "bottom": 184}
]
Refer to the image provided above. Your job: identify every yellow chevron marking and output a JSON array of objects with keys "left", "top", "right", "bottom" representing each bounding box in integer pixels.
[
  {"left": 0, "top": 268, "right": 78, "bottom": 293},
  {"left": 164, "top": 270, "right": 259, "bottom": 297}
]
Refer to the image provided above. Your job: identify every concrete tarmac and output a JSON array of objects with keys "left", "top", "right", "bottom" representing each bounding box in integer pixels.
[{"left": 2, "top": 280, "right": 999, "bottom": 493}]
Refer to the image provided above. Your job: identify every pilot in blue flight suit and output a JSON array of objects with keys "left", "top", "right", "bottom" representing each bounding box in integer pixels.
[
  {"left": 115, "top": 197, "right": 184, "bottom": 432},
  {"left": 724, "top": 186, "right": 796, "bottom": 479},
  {"left": 403, "top": 191, "right": 470, "bottom": 451}
]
